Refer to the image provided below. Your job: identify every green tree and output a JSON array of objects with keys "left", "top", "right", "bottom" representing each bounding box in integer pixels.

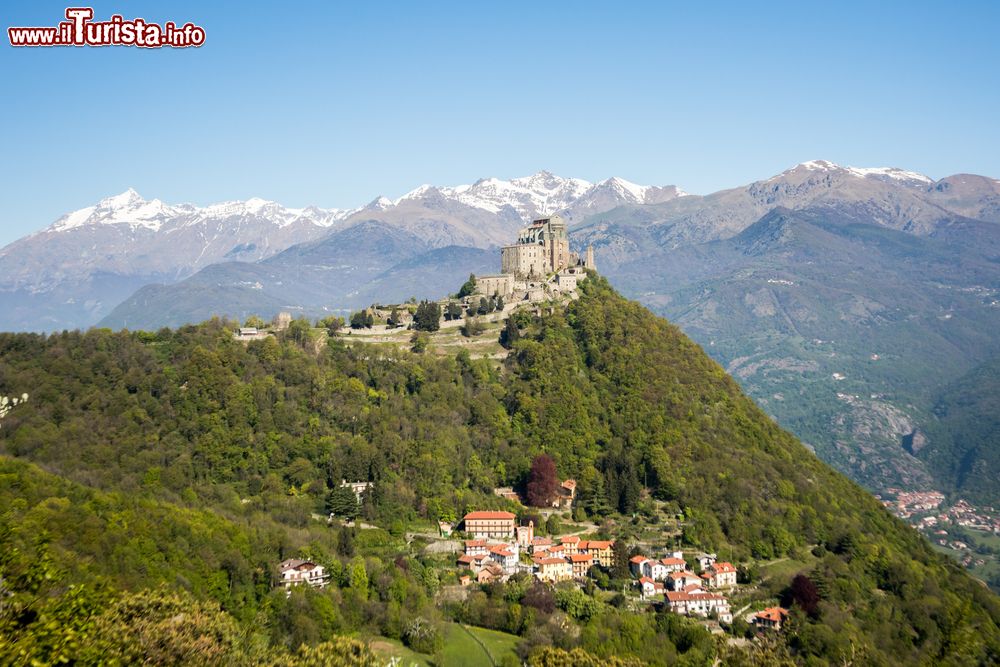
[
  {"left": 413, "top": 301, "right": 441, "bottom": 332},
  {"left": 326, "top": 485, "right": 359, "bottom": 520},
  {"left": 499, "top": 317, "right": 520, "bottom": 349},
  {"left": 457, "top": 274, "right": 477, "bottom": 298}
]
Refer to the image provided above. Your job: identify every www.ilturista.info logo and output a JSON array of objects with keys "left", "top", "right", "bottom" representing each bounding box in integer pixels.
[{"left": 8, "top": 7, "right": 205, "bottom": 48}]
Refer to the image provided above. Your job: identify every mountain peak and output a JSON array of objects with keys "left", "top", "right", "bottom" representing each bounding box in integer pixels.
[
  {"left": 773, "top": 160, "right": 932, "bottom": 186},
  {"left": 98, "top": 188, "right": 145, "bottom": 210}
]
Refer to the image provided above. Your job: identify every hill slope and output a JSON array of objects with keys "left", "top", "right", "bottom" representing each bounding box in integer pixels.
[
  {"left": 586, "top": 207, "right": 1000, "bottom": 500},
  {"left": 0, "top": 279, "right": 998, "bottom": 664}
]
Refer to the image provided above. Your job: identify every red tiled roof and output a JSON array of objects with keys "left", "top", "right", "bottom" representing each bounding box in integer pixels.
[
  {"left": 538, "top": 557, "right": 569, "bottom": 566},
  {"left": 629, "top": 555, "right": 649, "bottom": 564},
  {"left": 568, "top": 553, "right": 593, "bottom": 563},
  {"left": 464, "top": 511, "right": 516, "bottom": 520},
  {"left": 666, "top": 591, "right": 724, "bottom": 602},
  {"left": 464, "top": 540, "right": 487, "bottom": 547},
  {"left": 586, "top": 540, "right": 613, "bottom": 550},
  {"left": 755, "top": 607, "right": 789, "bottom": 622},
  {"left": 457, "top": 555, "right": 474, "bottom": 564},
  {"left": 561, "top": 535, "right": 580, "bottom": 543},
  {"left": 713, "top": 562, "right": 736, "bottom": 572},
  {"left": 660, "top": 557, "right": 686, "bottom": 566}
]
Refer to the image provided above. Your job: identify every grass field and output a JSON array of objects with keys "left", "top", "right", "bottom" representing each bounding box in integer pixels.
[{"left": 370, "top": 623, "right": 520, "bottom": 666}]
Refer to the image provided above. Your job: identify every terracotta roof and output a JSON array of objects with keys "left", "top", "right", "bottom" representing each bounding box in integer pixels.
[
  {"left": 660, "top": 557, "right": 686, "bottom": 566},
  {"left": 568, "top": 553, "right": 593, "bottom": 563},
  {"left": 464, "top": 540, "right": 487, "bottom": 547},
  {"left": 629, "top": 555, "right": 649, "bottom": 564},
  {"left": 713, "top": 562, "right": 736, "bottom": 573},
  {"left": 537, "top": 557, "right": 569, "bottom": 566},
  {"left": 464, "top": 511, "right": 516, "bottom": 520},
  {"left": 666, "top": 591, "right": 725, "bottom": 602},
  {"left": 638, "top": 576, "right": 654, "bottom": 584},
  {"left": 560, "top": 535, "right": 580, "bottom": 543},
  {"left": 755, "top": 607, "right": 789, "bottom": 622},
  {"left": 489, "top": 547, "right": 514, "bottom": 557},
  {"left": 586, "top": 540, "right": 613, "bottom": 550},
  {"left": 668, "top": 571, "right": 699, "bottom": 580},
  {"left": 561, "top": 479, "right": 577, "bottom": 490},
  {"left": 457, "top": 555, "right": 474, "bottom": 564}
]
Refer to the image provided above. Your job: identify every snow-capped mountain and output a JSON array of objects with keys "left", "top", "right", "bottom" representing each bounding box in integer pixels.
[
  {"left": 390, "top": 171, "right": 688, "bottom": 222},
  {"left": 47, "top": 188, "right": 355, "bottom": 235},
  {"left": 770, "top": 159, "right": 934, "bottom": 187},
  {"left": 0, "top": 172, "right": 685, "bottom": 331}
]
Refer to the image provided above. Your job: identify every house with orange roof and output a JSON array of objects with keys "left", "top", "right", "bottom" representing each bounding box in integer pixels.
[
  {"left": 464, "top": 540, "right": 489, "bottom": 557},
  {"left": 553, "top": 479, "right": 577, "bottom": 509},
  {"left": 531, "top": 537, "right": 553, "bottom": 554},
  {"left": 637, "top": 576, "right": 664, "bottom": 599},
  {"left": 568, "top": 553, "right": 594, "bottom": 578},
  {"left": 629, "top": 555, "right": 650, "bottom": 578},
  {"left": 703, "top": 561, "right": 737, "bottom": 588},
  {"left": 535, "top": 557, "right": 573, "bottom": 583},
  {"left": 667, "top": 571, "right": 702, "bottom": 591},
  {"left": 754, "top": 606, "right": 789, "bottom": 630},
  {"left": 665, "top": 589, "right": 732, "bottom": 623},
  {"left": 477, "top": 562, "right": 505, "bottom": 584},
  {"left": 463, "top": 510, "right": 516, "bottom": 540},
  {"left": 581, "top": 540, "right": 614, "bottom": 568},
  {"left": 560, "top": 534, "right": 580, "bottom": 555},
  {"left": 488, "top": 545, "right": 519, "bottom": 574}
]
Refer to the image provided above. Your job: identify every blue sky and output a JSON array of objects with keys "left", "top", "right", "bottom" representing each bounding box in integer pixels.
[{"left": 1, "top": 0, "right": 999, "bottom": 246}]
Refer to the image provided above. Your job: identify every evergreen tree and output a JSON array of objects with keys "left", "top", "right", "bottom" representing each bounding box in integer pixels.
[
  {"left": 611, "top": 540, "right": 631, "bottom": 580},
  {"left": 457, "top": 274, "right": 477, "bottom": 298},
  {"left": 349, "top": 311, "right": 370, "bottom": 329},
  {"left": 337, "top": 524, "right": 355, "bottom": 557},
  {"left": 499, "top": 317, "right": 520, "bottom": 349},
  {"left": 413, "top": 301, "right": 441, "bottom": 332},
  {"left": 325, "top": 485, "right": 359, "bottom": 520}
]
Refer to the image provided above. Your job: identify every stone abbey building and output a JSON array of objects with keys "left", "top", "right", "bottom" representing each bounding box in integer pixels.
[{"left": 475, "top": 214, "right": 595, "bottom": 299}]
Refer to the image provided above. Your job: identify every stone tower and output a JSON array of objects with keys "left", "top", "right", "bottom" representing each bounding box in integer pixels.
[{"left": 585, "top": 245, "right": 595, "bottom": 271}]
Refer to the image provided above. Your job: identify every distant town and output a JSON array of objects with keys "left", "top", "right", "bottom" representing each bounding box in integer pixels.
[{"left": 879, "top": 489, "right": 1000, "bottom": 588}]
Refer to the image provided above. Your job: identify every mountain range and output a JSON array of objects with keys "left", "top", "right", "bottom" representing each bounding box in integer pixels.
[{"left": 3, "top": 161, "right": 1000, "bottom": 507}]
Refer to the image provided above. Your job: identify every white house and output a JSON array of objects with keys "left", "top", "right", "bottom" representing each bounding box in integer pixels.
[
  {"left": 667, "top": 571, "right": 702, "bottom": 591},
  {"left": 637, "top": 576, "right": 664, "bottom": 599},
  {"left": 488, "top": 545, "right": 519, "bottom": 574},
  {"left": 629, "top": 555, "right": 650, "bottom": 578},
  {"left": 278, "top": 559, "right": 328, "bottom": 590},
  {"left": 665, "top": 589, "right": 732, "bottom": 623}
]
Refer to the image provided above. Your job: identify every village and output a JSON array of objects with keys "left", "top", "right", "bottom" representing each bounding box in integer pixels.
[
  {"left": 879, "top": 488, "right": 1000, "bottom": 591},
  {"left": 276, "top": 475, "right": 790, "bottom": 638}
]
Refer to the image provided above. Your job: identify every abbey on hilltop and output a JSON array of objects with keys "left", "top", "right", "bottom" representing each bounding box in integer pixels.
[{"left": 474, "top": 214, "right": 596, "bottom": 299}]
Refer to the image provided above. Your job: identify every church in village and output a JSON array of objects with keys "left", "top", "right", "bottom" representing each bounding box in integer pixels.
[{"left": 474, "top": 214, "right": 596, "bottom": 299}]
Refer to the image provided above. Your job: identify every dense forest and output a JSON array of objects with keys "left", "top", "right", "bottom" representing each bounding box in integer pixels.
[{"left": 1, "top": 277, "right": 998, "bottom": 665}]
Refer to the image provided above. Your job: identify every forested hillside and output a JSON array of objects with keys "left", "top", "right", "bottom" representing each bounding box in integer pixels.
[{"left": 1, "top": 278, "right": 998, "bottom": 665}]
